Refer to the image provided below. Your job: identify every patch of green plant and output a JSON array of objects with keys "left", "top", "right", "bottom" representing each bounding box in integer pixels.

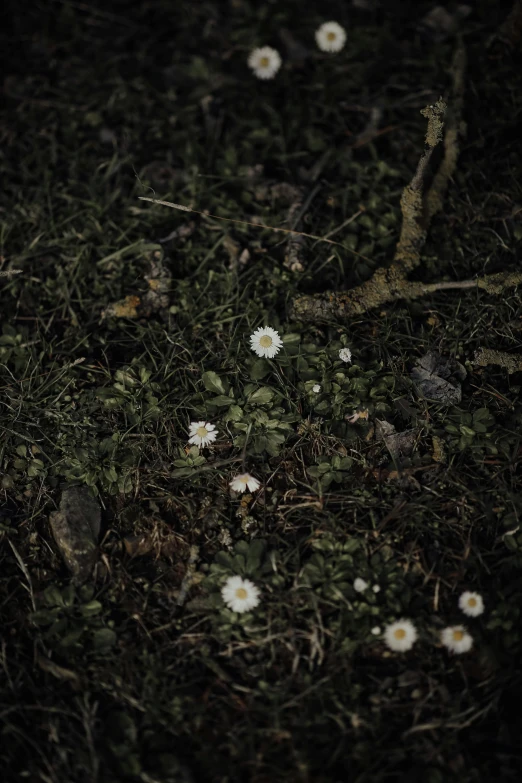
[
  {"left": 29, "top": 583, "right": 117, "bottom": 655},
  {"left": 441, "top": 406, "right": 497, "bottom": 453},
  {"left": 306, "top": 454, "right": 354, "bottom": 492}
]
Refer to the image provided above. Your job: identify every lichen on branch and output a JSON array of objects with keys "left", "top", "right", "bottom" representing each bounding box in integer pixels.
[
  {"left": 291, "top": 46, "right": 487, "bottom": 323},
  {"left": 473, "top": 348, "right": 522, "bottom": 375}
]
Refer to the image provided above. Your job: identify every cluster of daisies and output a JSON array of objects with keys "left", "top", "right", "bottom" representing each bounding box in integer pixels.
[
  {"left": 220, "top": 578, "right": 485, "bottom": 658},
  {"left": 187, "top": 325, "right": 485, "bottom": 656},
  {"left": 248, "top": 21, "right": 346, "bottom": 80},
  {"left": 383, "top": 591, "right": 484, "bottom": 655},
  {"left": 187, "top": 327, "right": 350, "bottom": 496}
]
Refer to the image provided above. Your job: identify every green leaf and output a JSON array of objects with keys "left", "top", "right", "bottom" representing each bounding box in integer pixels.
[
  {"left": 248, "top": 387, "right": 274, "bottom": 405},
  {"left": 314, "top": 400, "right": 330, "bottom": 413},
  {"left": 226, "top": 404, "right": 244, "bottom": 421},
  {"left": 202, "top": 371, "right": 225, "bottom": 395},
  {"left": 57, "top": 627, "right": 84, "bottom": 648},
  {"left": 250, "top": 359, "right": 271, "bottom": 381},
  {"left": 215, "top": 551, "right": 235, "bottom": 569},
  {"left": 139, "top": 367, "right": 152, "bottom": 384},
  {"left": 30, "top": 609, "right": 60, "bottom": 627},
  {"left": 92, "top": 628, "right": 117, "bottom": 651},
  {"left": 206, "top": 395, "right": 235, "bottom": 407},
  {"left": 80, "top": 600, "right": 103, "bottom": 617},
  {"left": 103, "top": 466, "right": 118, "bottom": 483},
  {"left": 43, "top": 586, "right": 65, "bottom": 607},
  {"left": 264, "top": 430, "right": 287, "bottom": 455},
  {"left": 171, "top": 467, "right": 197, "bottom": 478},
  {"left": 246, "top": 539, "right": 267, "bottom": 574}
]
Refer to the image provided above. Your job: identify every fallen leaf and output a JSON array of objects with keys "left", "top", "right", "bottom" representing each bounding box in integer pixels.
[
  {"left": 375, "top": 420, "right": 417, "bottom": 461},
  {"left": 411, "top": 351, "right": 466, "bottom": 404},
  {"left": 49, "top": 486, "right": 101, "bottom": 583},
  {"left": 418, "top": 5, "right": 472, "bottom": 42}
]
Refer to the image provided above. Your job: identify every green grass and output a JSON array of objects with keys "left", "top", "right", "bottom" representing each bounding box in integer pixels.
[{"left": 2, "top": 1, "right": 522, "bottom": 781}]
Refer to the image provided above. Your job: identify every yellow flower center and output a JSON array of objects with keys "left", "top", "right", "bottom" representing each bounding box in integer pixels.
[
  {"left": 394, "top": 628, "right": 406, "bottom": 640},
  {"left": 240, "top": 476, "right": 249, "bottom": 484},
  {"left": 235, "top": 588, "right": 248, "bottom": 600},
  {"left": 259, "top": 56, "right": 270, "bottom": 67},
  {"left": 468, "top": 598, "right": 477, "bottom": 607},
  {"left": 259, "top": 335, "right": 273, "bottom": 347},
  {"left": 196, "top": 426, "right": 208, "bottom": 438},
  {"left": 452, "top": 630, "right": 464, "bottom": 641},
  {"left": 327, "top": 32, "right": 336, "bottom": 41}
]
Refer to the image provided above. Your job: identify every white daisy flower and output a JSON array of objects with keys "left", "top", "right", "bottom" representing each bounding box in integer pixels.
[
  {"left": 441, "top": 625, "right": 473, "bottom": 654},
  {"left": 383, "top": 619, "right": 418, "bottom": 652},
  {"left": 339, "top": 347, "right": 352, "bottom": 363},
  {"left": 458, "top": 591, "right": 484, "bottom": 617},
  {"left": 249, "top": 326, "right": 283, "bottom": 359},
  {"left": 372, "top": 584, "right": 381, "bottom": 593},
  {"left": 371, "top": 626, "right": 381, "bottom": 636},
  {"left": 315, "top": 22, "right": 347, "bottom": 53},
  {"left": 229, "top": 473, "right": 261, "bottom": 494},
  {"left": 354, "top": 577, "right": 369, "bottom": 593},
  {"left": 312, "top": 384, "right": 321, "bottom": 393},
  {"left": 221, "top": 575, "right": 261, "bottom": 613},
  {"left": 247, "top": 47, "right": 282, "bottom": 80},
  {"left": 187, "top": 421, "right": 217, "bottom": 448}
]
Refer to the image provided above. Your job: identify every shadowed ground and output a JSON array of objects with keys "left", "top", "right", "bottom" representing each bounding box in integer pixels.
[{"left": 1, "top": 1, "right": 522, "bottom": 781}]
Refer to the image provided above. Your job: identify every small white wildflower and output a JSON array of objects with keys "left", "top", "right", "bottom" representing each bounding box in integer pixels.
[
  {"left": 247, "top": 47, "right": 282, "bottom": 80},
  {"left": 371, "top": 626, "right": 381, "bottom": 636},
  {"left": 441, "top": 625, "right": 473, "bottom": 655},
  {"left": 221, "top": 575, "right": 261, "bottom": 613},
  {"left": 249, "top": 326, "right": 283, "bottom": 359},
  {"left": 372, "top": 584, "right": 381, "bottom": 593},
  {"left": 187, "top": 421, "right": 217, "bottom": 448},
  {"left": 312, "top": 384, "right": 321, "bottom": 393},
  {"left": 383, "top": 619, "right": 418, "bottom": 652},
  {"left": 315, "top": 21, "right": 347, "bottom": 53},
  {"left": 354, "top": 577, "right": 369, "bottom": 593},
  {"left": 458, "top": 591, "right": 484, "bottom": 618},
  {"left": 339, "top": 347, "right": 352, "bottom": 363},
  {"left": 229, "top": 473, "right": 261, "bottom": 494}
]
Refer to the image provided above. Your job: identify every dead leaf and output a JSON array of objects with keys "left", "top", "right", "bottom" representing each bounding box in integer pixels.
[
  {"left": 411, "top": 351, "right": 466, "bottom": 404},
  {"left": 141, "top": 249, "right": 171, "bottom": 316},
  {"left": 418, "top": 5, "right": 472, "bottom": 42},
  {"left": 141, "top": 160, "right": 187, "bottom": 190},
  {"left": 49, "top": 486, "right": 101, "bottom": 583},
  {"left": 375, "top": 420, "right": 417, "bottom": 461},
  {"left": 37, "top": 654, "right": 80, "bottom": 685},
  {"left": 159, "top": 221, "right": 196, "bottom": 244},
  {"left": 101, "top": 294, "right": 141, "bottom": 319},
  {"left": 223, "top": 235, "right": 240, "bottom": 270},
  {"left": 123, "top": 534, "right": 153, "bottom": 558},
  {"left": 432, "top": 435, "right": 446, "bottom": 463}
]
